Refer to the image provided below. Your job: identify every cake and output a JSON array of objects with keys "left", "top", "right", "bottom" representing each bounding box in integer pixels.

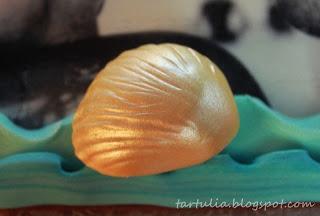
[{"left": 0, "top": 33, "right": 319, "bottom": 215}]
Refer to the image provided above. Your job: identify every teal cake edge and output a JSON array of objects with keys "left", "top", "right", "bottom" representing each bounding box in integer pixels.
[{"left": 0, "top": 95, "right": 320, "bottom": 208}]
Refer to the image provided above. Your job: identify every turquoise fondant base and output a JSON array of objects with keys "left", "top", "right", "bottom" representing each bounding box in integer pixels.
[{"left": 0, "top": 96, "right": 320, "bottom": 208}]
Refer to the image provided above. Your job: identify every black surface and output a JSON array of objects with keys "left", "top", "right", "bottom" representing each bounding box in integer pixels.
[
  {"left": 0, "top": 32, "right": 269, "bottom": 128},
  {"left": 276, "top": 0, "right": 320, "bottom": 37},
  {"left": 268, "top": 4, "right": 291, "bottom": 33},
  {"left": 202, "top": 0, "right": 239, "bottom": 42}
]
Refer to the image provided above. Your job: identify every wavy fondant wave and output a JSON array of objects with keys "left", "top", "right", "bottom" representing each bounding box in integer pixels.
[{"left": 0, "top": 96, "right": 319, "bottom": 208}]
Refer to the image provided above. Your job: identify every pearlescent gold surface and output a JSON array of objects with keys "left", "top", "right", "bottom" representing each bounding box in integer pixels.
[{"left": 72, "top": 43, "right": 239, "bottom": 177}]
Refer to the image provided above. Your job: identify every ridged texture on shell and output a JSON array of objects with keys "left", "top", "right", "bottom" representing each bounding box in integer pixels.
[{"left": 72, "top": 43, "right": 239, "bottom": 177}]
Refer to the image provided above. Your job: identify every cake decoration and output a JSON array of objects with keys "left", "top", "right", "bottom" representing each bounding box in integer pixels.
[
  {"left": 0, "top": 96, "right": 320, "bottom": 208},
  {"left": 72, "top": 43, "right": 239, "bottom": 177}
]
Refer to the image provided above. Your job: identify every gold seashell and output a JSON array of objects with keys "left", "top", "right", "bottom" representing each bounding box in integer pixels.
[{"left": 72, "top": 43, "right": 239, "bottom": 177}]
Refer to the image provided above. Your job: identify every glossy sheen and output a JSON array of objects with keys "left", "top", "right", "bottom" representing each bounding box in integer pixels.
[{"left": 72, "top": 43, "right": 239, "bottom": 177}]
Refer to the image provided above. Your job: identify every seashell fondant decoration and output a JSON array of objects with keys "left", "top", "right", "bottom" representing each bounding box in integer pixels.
[{"left": 72, "top": 43, "right": 239, "bottom": 177}]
